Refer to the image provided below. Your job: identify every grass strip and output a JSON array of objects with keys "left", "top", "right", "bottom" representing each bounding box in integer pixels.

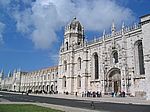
[{"left": 0, "top": 104, "right": 64, "bottom": 112}]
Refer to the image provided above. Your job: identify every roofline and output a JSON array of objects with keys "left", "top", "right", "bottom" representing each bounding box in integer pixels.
[
  {"left": 140, "top": 14, "right": 150, "bottom": 18},
  {"left": 27, "top": 66, "right": 58, "bottom": 74}
]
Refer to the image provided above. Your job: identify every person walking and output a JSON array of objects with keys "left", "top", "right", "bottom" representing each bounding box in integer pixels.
[
  {"left": 114, "top": 91, "right": 116, "bottom": 97},
  {"left": 75, "top": 92, "right": 78, "bottom": 97}
]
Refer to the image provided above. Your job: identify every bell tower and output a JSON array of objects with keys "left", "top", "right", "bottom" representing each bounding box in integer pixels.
[
  {"left": 64, "top": 17, "right": 84, "bottom": 50},
  {"left": 58, "top": 17, "right": 84, "bottom": 94}
]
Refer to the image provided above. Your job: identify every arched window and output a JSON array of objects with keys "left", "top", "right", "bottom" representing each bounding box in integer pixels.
[
  {"left": 48, "top": 74, "right": 50, "bottom": 80},
  {"left": 63, "top": 76, "right": 66, "bottom": 88},
  {"left": 64, "top": 61, "right": 67, "bottom": 71},
  {"left": 134, "top": 40, "right": 145, "bottom": 75},
  {"left": 94, "top": 53, "right": 99, "bottom": 79},
  {"left": 138, "top": 42, "right": 145, "bottom": 74},
  {"left": 113, "top": 52, "right": 118, "bottom": 63},
  {"left": 77, "top": 75, "right": 81, "bottom": 88},
  {"left": 78, "top": 57, "right": 81, "bottom": 70},
  {"left": 66, "top": 42, "right": 68, "bottom": 50},
  {"left": 44, "top": 75, "right": 46, "bottom": 80},
  {"left": 52, "top": 74, "right": 54, "bottom": 79}
]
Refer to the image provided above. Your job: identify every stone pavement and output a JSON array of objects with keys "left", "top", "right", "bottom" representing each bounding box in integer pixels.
[{"left": 1, "top": 92, "right": 150, "bottom": 112}]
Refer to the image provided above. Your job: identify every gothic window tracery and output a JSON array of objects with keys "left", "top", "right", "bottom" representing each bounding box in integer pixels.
[{"left": 134, "top": 40, "right": 145, "bottom": 75}]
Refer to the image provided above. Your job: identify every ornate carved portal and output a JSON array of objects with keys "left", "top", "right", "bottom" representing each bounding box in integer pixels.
[{"left": 107, "top": 69, "right": 121, "bottom": 93}]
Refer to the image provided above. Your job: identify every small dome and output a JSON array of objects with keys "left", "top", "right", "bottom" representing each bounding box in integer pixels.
[{"left": 67, "top": 17, "right": 82, "bottom": 31}]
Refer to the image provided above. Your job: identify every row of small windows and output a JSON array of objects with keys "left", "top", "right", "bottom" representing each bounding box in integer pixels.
[{"left": 23, "top": 73, "right": 57, "bottom": 81}]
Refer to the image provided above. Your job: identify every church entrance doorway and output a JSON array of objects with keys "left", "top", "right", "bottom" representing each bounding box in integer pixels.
[
  {"left": 114, "top": 81, "right": 118, "bottom": 92},
  {"left": 107, "top": 68, "right": 121, "bottom": 93},
  {"left": 114, "top": 81, "right": 119, "bottom": 92}
]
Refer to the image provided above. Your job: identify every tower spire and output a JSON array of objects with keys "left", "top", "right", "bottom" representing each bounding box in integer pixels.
[
  {"left": 0, "top": 69, "right": 4, "bottom": 78},
  {"left": 122, "top": 22, "right": 125, "bottom": 35},
  {"left": 112, "top": 19, "right": 115, "bottom": 27},
  {"left": 103, "top": 29, "right": 106, "bottom": 36},
  {"left": 8, "top": 70, "right": 11, "bottom": 77},
  {"left": 111, "top": 19, "right": 116, "bottom": 34},
  {"left": 1, "top": 69, "right": 4, "bottom": 74},
  {"left": 122, "top": 22, "right": 125, "bottom": 29},
  {"left": 102, "top": 29, "right": 106, "bottom": 41}
]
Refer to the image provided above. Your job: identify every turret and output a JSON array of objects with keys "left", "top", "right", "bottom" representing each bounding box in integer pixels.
[
  {"left": 122, "top": 22, "right": 125, "bottom": 34},
  {"left": 111, "top": 20, "right": 116, "bottom": 48},
  {"left": 111, "top": 19, "right": 116, "bottom": 35},
  {"left": 0, "top": 69, "right": 4, "bottom": 78},
  {"left": 102, "top": 29, "right": 106, "bottom": 42},
  {"left": 8, "top": 70, "right": 11, "bottom": 77},
  {"left": 63, "top": 17, "right": 84, "bottom": 51},
  {"left": 122, "top": 22, "right": 126, "bottom": 48}
]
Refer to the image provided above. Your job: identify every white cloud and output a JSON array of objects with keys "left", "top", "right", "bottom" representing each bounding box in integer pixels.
[
  {"left": 6, "top": 0, "right": 135, "bottom": 49},
  {"left": 0, "top": 22, "right": 5, "bottom": 44},
  {"left": 74, "top": 0, "right": 135, "bottom": 31}
]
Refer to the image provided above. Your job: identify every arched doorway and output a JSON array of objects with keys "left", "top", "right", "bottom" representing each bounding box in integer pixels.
[
  {"left": 46, "top": 85, "right": 49, "bottom": 92},
  {"left": 51, "top": 85, "right": 54, "bottom": 91},
  {"left": 107, "top": 68, "right": 121, "bottom": 93}
]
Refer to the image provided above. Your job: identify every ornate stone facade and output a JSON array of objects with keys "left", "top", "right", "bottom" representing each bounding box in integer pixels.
[
  {"left": 0, "top": 14, "right": 150, "bottom": 100},
  {"left": 58, "top": 14, "right": 150, "bottom": 100}
]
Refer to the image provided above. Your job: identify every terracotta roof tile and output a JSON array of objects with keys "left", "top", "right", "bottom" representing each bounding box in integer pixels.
[{"left": 26, "top": 66, "right": 58, "bottom": 74}]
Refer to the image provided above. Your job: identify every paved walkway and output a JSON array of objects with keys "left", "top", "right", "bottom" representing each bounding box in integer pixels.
[
  {"left": 1, "top": 92, "right": 150, "bottom": 112},
  {"left": 32, "top": 93, "right": 150, "bottom": 105}
]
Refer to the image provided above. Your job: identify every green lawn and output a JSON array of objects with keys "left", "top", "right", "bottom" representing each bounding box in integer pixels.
[{"left": 0, "top": 104, "right": 64, "bottom": 112}]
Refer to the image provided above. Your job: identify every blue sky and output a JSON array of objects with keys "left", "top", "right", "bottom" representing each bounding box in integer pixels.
[{"left": 0, "top": 0, "right": 149, "bottom": 77}]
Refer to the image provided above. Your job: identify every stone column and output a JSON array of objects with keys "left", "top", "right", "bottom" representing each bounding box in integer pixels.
[
  {"left": 121, "top": 69, "right": 127, "bottom": 93},
  {"left": 68, "top": 49, "right": 74, "bottom": 94},
  {"left": 82, "top": 47, "right": 88, "bottom": 93}
]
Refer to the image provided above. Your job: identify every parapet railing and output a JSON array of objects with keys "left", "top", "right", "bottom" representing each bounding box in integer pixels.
[{"left": 87, "top": 23, "right": 141, "bottom": 45}]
